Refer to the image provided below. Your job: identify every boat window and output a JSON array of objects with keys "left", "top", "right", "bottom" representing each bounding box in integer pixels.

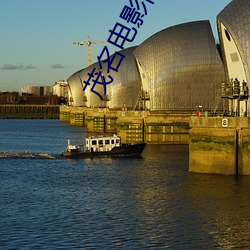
[
  {"left": 111, "top": 139, "right": 114, "bottom": 144},
  {"left": 98, "top": 140, "right": 103, "bottom": 145},
  {"left": 92, "top": 140, "right": 97, "bottom": 145},
  {"left": 105, "top": 140, "right": 110, "bottom": 144},
  {"left": 116, "top": 139, "right": 120, "bottom": 144}
]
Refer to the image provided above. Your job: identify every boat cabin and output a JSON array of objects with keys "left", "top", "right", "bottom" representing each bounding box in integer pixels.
[{"left": 85, "top": 135, "right": 121, "bottom": 152}]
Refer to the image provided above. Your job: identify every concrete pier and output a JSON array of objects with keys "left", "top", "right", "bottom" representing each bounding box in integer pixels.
[
  {"left": 60, "top": 106, "right": 190, "bottom": 144},
  {"left": 60, "top": 106, "right": 250, "bottom": 175},
  {"left": 189, "top": 117, "right": 250, "bottom": 175}
]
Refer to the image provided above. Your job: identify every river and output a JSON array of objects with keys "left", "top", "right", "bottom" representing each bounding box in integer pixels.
[{"left": 0, "top": 119, "right": 249, "bottom": 249}]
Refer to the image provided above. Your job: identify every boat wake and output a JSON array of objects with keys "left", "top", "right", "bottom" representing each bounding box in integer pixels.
[{"left": 0, "top": 151, "right": 55, "bottom": 159}]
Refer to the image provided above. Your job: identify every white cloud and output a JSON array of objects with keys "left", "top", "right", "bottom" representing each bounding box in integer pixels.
[
  {"left": 51, "top": 63, "right": 64, "bottom": 69},
  {"left": 1, "top": 63, "right": 36, "bottom": 70}
]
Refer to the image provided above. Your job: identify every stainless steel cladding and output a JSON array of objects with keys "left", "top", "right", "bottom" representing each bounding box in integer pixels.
[
  {"left": 67, "top": 69, "right": 85, "bottom": 106},
  {"left": 133, "top": 20, "right": 225, "bottom": 111},
  {"left": 67, "top": 63, "right": 106, "bottom": 107},
  {"left": 217, "top": 0, "right": 250, "bottom": 84},
  {"left": 68, "top": 21, "right": 226, "bottom": 111},
  {"left": 100, "top": 46, "right": 141, "bottom": 109},
  {"left": 79, "top": 61, "right": 105, "bottom": 108},
  {"left": 68, "top": 46, "right": 141, "bottom": 109},
  {"left": 217, "top": 0, "right": 250, "bottom": 115}
]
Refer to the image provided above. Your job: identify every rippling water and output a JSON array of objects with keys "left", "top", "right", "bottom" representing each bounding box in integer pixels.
[{"left": 0, "top": 119, "right": 250, "bottom": 249}]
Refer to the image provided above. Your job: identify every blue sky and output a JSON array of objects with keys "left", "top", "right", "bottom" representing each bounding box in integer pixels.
[{"left": 0, "top": 0, "right": 232, "bottom": 92}]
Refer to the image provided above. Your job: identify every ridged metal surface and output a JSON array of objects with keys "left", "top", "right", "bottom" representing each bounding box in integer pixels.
[
  {"left": 79, "top": 62, "right": 105, "bottom": 108},
  {"left": 133, "top": 20, "right": 225, "bottom": 111},
  {"left": 100, "top": 46, "right": 141, "bottom": 109},
  {"left": 68, "top": 21, "right": 226, "bottom": 111},
  {"left": 217, "top": 0, "right": 250, "bottom": 90},
  {"left": 68, "top": 64, "right": 105, "bottom": 107},
  {"left": 70, "top": 46, "right": 141, "bottom": 108},
  {"left": 67, "top": 69, "right": 85, "bottom": 106}
]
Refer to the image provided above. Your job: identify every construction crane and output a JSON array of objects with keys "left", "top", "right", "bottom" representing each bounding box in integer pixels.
[{"left": 73, "top": 35, "right": 108, "bottom": 67}]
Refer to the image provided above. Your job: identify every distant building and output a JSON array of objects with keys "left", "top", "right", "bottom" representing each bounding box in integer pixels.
[
  {"left": 22, "top": 95, "right": 59, "bottom": 105},
  {"left": 20, "top": 85, "right": 59, "bottom": 105},
  {"left": 21, "top": 86, "right": 53, "bottom": 96},
  {"left": 52, "top": 80, "right": 68, "bottom": 98},
  {"left": 43, "top": 86, "right": 53, "bottom": 96},
  {"left": 0, "top": 92, "right": 19, "bottom": 104},
  {"left": 21, "top": 86, "right": 40, "bottom": 96}
]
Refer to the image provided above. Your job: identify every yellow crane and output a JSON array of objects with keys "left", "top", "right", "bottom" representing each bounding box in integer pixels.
[{"left": 73, "top": 35, "right": 107, "bottom": 66}]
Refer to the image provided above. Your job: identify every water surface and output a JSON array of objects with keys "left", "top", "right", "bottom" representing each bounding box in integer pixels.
[{"left": 0, "top": 119, "right": 249, "bottom": 249}]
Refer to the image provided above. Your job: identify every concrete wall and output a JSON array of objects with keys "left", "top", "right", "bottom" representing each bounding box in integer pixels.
[
  {"left": 59, "top": 106, "right": 71, "bottom": 122},
  {"left": 145, "top": 114, "right": 189, "bottom": 144},
  {"left": 189, "top": 117, "right": 250, "bottom": 175},
  {"left": 59, "top": 106, "right": 190, "bottom": 144}
]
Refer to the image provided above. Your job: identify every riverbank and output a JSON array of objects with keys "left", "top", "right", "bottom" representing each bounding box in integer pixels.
[{"left": 0, "top": 104, "right": 59, "bottom": 119}]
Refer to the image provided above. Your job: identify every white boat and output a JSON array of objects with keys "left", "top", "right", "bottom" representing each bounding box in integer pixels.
[{"left": 62, "top": 134, "right": 146, "bottom": 158}]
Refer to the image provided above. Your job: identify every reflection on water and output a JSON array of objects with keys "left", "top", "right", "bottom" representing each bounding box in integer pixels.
[
  {"left": 0, "top": 120, "right": 250, "bottom": 249},
  {"left": 186, "top": 174, "right": 250, "bottom": 249}
]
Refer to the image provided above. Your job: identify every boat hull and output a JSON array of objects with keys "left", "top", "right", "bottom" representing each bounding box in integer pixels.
[{"left": 62, "top": 142, "right": 146, "bottom": 159}]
